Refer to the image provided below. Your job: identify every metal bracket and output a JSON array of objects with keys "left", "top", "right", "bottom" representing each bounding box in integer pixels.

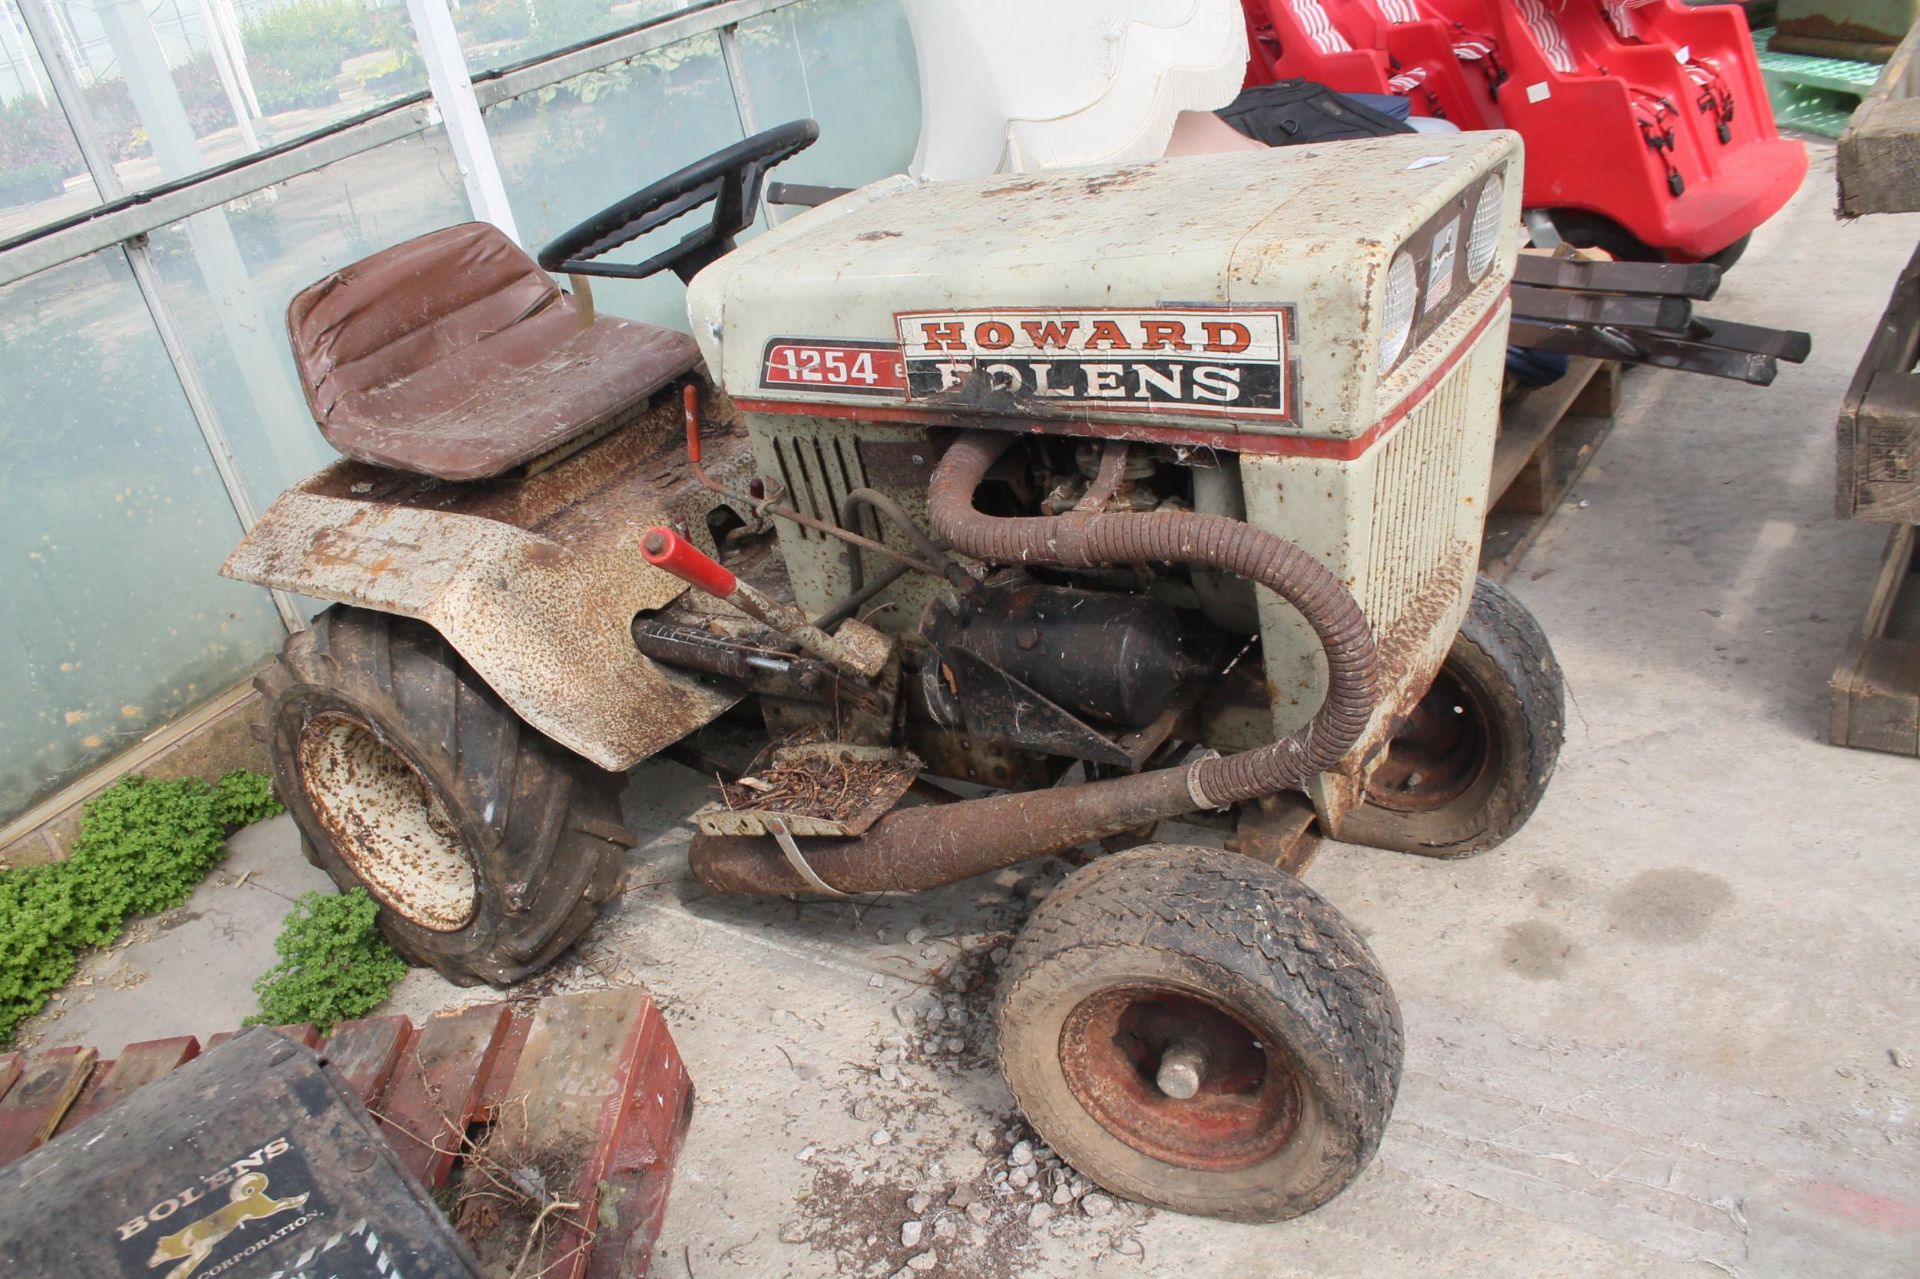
[{"left": 765, "top": 816, "right": 850, "bottom": 898}]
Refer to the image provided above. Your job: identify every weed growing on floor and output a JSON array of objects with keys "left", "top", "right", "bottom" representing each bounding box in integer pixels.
[
  {"left": 0, "top": 772, "right": 283, "bottom": 1044},
  {"left": 249, "top": 889, "right": 407, "bottom": 1033}
]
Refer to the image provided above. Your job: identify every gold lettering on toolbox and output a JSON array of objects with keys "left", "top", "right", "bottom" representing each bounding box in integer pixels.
[
  {"left": 146, "top": 1172, "right": 309, "bottom": 1279},
  {"left": 896, "top": 307, "right": 1292, "bottom": 420}
]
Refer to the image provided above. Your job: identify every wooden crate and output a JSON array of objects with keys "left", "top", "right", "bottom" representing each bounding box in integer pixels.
[
  {"left": 1479, "top": 356, "right": 1623, "bottom": 583},
  {"left": 1831, "top": 523, "right": 1920, "bottom": 754}
]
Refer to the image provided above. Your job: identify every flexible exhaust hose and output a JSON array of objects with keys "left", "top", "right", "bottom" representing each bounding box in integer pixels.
[
  {"left": 928, "top": 430, "right": 1378, "bottom": 806},
  {"left": 687, "top": 431, "right": 1377, "bottom": 896}
]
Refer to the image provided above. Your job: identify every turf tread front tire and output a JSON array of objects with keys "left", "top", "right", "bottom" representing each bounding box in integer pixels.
[
  {"left": 1340, "top": 575, "right": 1563, "bottom": 857},
  {"left": 259, "top": 607, "right": 631, "bottom": 986},
  {"left": 996, "top": 845, "right": 1401, "bottom": 1221}
]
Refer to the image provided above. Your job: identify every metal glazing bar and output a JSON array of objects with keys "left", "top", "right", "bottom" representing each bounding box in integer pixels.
[
  {"left": 1, "top": 0, "right": 806, "bottom": 286},
  {"left": 123, "top": 238, "right": 305, "bottom": 631},
  {"left": 0, "top": 104, "right": 435, "bottom": 287},
  {"left": 471, "top": 0, "right": 798, "bottom": 108},
  {"left": 406, "top": 0, "right": 521, "bottom": 241}
]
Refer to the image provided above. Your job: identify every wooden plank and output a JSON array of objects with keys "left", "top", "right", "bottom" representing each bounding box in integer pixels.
[
  {"left": 1838, "top": 21, "right": 1920, "bottom": 216},
  {"left": 580, "top": 996, "right": 694, "bottom": 1279},
  {"left": 205, "top": 1022, "right": 319, "bottom": 1054},
  {"left": 0, "top": 1055, "right": 23, "bottom": 1106},
  {"left": 474, "top": 1007, "right": 534, "bottom": 1119},
  {"left": 54, "top": 1037, "right": 198, "bottom": 1135},
  {"left": 1482, "top": 405, "right": 1619, "bottom": 583},
  {"left": 1837, "top": 242, "right": 1920, "bottom": 522},
  {"left": 476, "top": 990, "right": 656, "bottom": 1275},
  {"left": 1568, "top": 360, "right": 1621, "bottom": 418},
  {"left": 1490, "top": 357, "right": 1603, "bottom": 501},
  {"left": 318, "top": 1015, "right": 411, "bottom": 1105},
  {"left": 0, "top": 1047, "right": 95, "bottom": 1161},
  {"left": 1833, "top": 637, "right": 1920, "bottom": 754},
  {"left": 1832, "top": 524, "right": 1920, "bottom": 755},
  {"left": 1863, "top": 524, "right": 1919, "bottom": 638},
  {"left": 371, "top": 1002, "right": 511, "bottom": 1187}
]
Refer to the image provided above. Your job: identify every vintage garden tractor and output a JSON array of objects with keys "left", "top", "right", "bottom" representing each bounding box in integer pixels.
[{"left": 224, "top": 120, "right": 1563, "bottom": 1221}]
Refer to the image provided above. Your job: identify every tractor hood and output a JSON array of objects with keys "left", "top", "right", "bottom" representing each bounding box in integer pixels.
[{"left": 686, "top": 131, "right": 1520, "bottom": 442}]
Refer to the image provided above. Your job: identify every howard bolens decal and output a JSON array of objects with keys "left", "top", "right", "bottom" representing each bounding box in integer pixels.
[{"left": 895, "top": 307, "right": 1291, "bottom": 418}]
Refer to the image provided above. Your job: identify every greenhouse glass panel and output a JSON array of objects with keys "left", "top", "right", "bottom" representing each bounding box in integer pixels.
[
  {"left": 0, "top": 0, "right": 103, "bottom": 239},
  {"left": 0, "top": 249, "right": 284, "bottom": 824},
  {"left": 25, "top": 0, "right": 428, "bottom": 201},
  {"left": 142, "top": 125, "right": 474, "bottom": 515},
  {"left": 733, "top": 0, "right": 919, "bottom": 194},
  {"left": 481, "top": 29, "right": 744, "bottom": 330},
  {"left": 453, "top": 0, "right": 706, "bottom": 75}
]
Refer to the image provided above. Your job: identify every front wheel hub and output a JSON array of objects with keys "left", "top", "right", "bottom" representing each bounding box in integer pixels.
[{"left": 1057, "top": 986, "right": 1301, "bottom": 1171}]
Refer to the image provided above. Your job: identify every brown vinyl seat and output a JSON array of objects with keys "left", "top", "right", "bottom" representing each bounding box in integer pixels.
[{"left": 286, "top": 222, "right": 701, "bottom": 482}]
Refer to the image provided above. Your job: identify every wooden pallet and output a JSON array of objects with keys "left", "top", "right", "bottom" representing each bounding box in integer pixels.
[
  {"left": 1479, "top": 356, "right": 1623, "bottom": 583},
  {"left": 1756, "top": 25, "right": 1889, "bottom": 137},
  {"left": 0, "top": 990, "right": 693, "bottom": 1279},
  {"left": 1831, "top": 523, "right": 1920, "bottom": 755}
]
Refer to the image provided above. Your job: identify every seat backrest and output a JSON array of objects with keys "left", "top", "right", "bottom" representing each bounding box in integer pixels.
[
  {"left": 1513, "top": 0, "right": 1579, "bottom": 73},
  {"left": 287, "top": 222, "right": 561, "bottom": 424}
]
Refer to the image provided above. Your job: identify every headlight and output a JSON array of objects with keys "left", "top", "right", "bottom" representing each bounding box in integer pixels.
[
  {"left": 1379, "top": 250, "right": 1418, "bottom": 374},
  {"left": 1467, "top": 170, "right": 1504, "bottom": 281}
]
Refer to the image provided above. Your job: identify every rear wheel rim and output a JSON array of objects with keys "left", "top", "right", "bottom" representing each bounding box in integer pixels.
[
  {"left": 1057, "top": 985, "right": 1302, "bottom": 1171},
  {"left": 1364, "top": 667, "right": 1492, "bottom": 814},
  {"left": 296, "top": 712, "right": 479, "bottom": 932}
]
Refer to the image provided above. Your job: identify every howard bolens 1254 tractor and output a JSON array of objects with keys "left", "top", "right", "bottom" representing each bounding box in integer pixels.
[{"left": 225, "top": 121, "right": 1563, "bottom": 1221}]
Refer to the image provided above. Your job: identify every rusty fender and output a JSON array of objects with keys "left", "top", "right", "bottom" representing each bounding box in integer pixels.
[{"left": 689, "top": 430, "right": 1380, "bottom": 897}]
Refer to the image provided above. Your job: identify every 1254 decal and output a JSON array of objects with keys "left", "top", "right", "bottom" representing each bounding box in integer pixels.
[{"left": 759, "top": 339, "right": 905, "bottom": 395}]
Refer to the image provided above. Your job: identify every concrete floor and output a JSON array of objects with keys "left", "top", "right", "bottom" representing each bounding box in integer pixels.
[{"left": 23, "top": 141, "right": 1920, "bottom": 1278}]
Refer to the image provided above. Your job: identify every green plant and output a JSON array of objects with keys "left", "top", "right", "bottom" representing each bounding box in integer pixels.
[
  {"left": 249, "top": 889, "right": 407, "bottom": 1032},
  {"left": 241, "top": 0, "right": 377, "bottom": 112},
  {"left": 0, "top": 771, "right": 283, "bottom": 1045}
]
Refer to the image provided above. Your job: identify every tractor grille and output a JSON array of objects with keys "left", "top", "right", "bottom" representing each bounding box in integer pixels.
[
  {"left": 768, "top": 430, "right": 868, "bottom": 540},
  {"left": 1364, "top": 357, "right": 1473, "bottom": 633}
]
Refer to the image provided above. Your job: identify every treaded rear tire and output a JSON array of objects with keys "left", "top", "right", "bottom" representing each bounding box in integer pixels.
[
  {"left": 259, "top": 607, "right": 632, "bottom": 986},
  {"left": 1338, "top": 575, "right": 1563, "bottom": 857},
  {"left": 995, "top": 845, "right": 1402, "bottom": 1222}
]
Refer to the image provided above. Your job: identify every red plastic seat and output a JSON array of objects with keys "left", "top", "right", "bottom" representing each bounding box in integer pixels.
[{"left": 287, "top": 222, "right": 701, "bottom": 482}]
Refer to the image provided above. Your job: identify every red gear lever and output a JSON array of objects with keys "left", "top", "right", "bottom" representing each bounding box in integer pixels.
[{"left": 641, "top": 526, "right": 737, "bottom": 598}]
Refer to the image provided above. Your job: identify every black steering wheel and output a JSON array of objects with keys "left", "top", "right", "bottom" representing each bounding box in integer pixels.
[{"left": 537, "top": 119, "right": 819, "bottom": 285}]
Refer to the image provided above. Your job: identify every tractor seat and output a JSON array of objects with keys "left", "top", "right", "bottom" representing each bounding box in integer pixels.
[{"left": 286, "top": 221, "right": 701, "bottom": 482}]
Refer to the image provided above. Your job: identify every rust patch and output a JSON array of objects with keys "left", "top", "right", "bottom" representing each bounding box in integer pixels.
[
  {"left": 223, "top": 382, "right": 750, "bottom": 772},
  {"left": 1082, "top": 166, "right": 1150, "bottom": 195}
]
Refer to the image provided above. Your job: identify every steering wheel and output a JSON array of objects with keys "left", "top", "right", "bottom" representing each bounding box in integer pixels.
[{"left": 537, "top": 119, "right": 819, "bottom": 285}]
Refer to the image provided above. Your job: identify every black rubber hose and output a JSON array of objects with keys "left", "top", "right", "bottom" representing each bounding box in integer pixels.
[{"left": 927, "top": 430, "right": 1377, "bottom": 805}]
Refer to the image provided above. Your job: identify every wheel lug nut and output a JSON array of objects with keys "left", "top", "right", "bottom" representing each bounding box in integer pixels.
[{"left": 1156, "top": 1042, "right": 1207, "bottom": 1100}]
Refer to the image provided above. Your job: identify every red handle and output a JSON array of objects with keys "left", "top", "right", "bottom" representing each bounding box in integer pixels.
[{"left": 642, "top": 526, "right": 736, "bottom": 598}]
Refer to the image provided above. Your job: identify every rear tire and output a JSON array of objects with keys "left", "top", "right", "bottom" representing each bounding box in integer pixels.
[
  {"left": 995, "top": 845, "right": 1402, "bottom": 1222},
  {"left": 1703, "top": 233, "right": 1750, "bottom": 273},
  {"left": 259, "top": 607, "right": 632, "bottom": 986},
  {"left": 1338, "top": 575, "right": 1563, "bottom": 857},
  {"left": 1547, "top": 209, "right": 1749, "bottom": 272}
]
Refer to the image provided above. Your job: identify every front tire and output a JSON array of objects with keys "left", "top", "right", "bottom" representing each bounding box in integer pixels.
[
  {"left": 995, "top": 845, "right": 1402, "bottom": 1222},
  {"left": 259, "top": 607, "right": 632, "bottom": 986},
  {"left": 1338, "top": 575, "right": 1564, "bottom": 857}
]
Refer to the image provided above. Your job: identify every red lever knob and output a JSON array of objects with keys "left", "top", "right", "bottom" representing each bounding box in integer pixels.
[{"left": 641, "top": 526, "right": 736, "bottom": 598}]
